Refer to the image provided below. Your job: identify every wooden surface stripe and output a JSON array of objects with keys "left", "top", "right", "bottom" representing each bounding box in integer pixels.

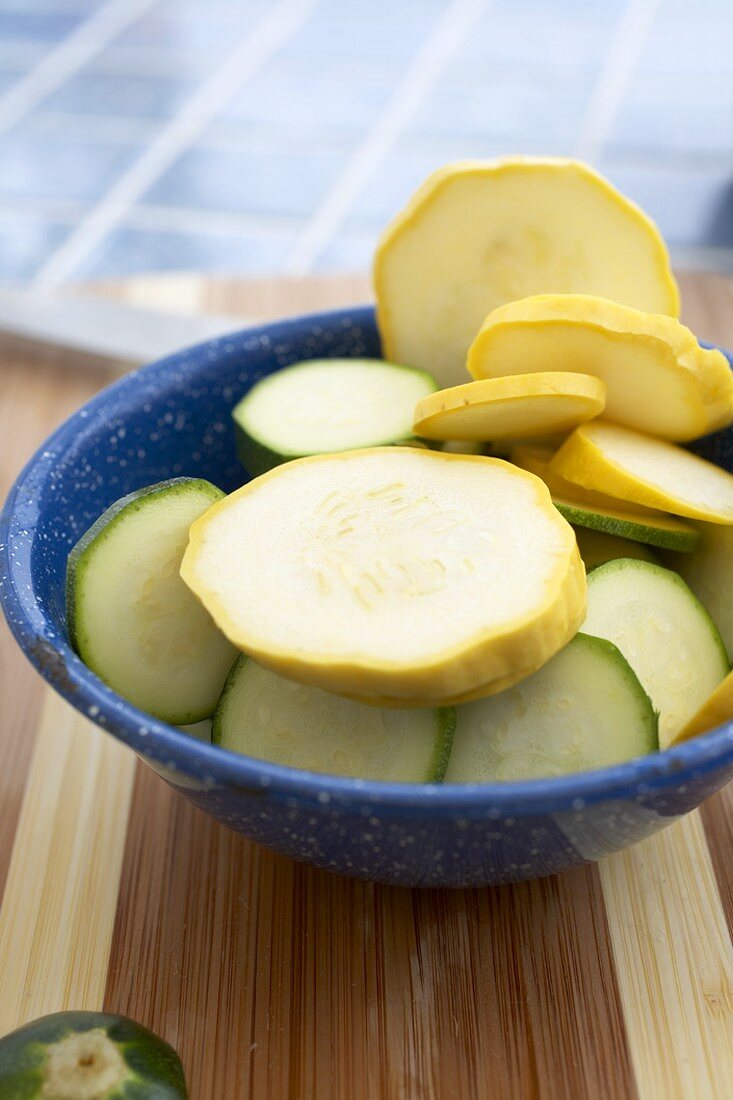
[
  {"left": 0, "top": 350, "right": 104, "bottom": 901},
  {"left": 700, "top": 785, "right": 733, "bottom": 938},
  {"left": 599, "top": 811, "right": 733, "bottom": 1100},
  {"left": 0, "top": 272, "right": 732, "bottom": 1099},
  {"left": 0, "top": 693, "right": 135, "bottom": 1033}
]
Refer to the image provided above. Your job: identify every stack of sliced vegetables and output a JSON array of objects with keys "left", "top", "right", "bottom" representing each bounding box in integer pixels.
[{"left": 66, "top": 156, "right": 733, "bottom": 785}]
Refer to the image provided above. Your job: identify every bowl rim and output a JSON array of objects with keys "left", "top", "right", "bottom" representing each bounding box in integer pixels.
[{"left": 2, "top": 305, "right": 733, "bottom": 818}]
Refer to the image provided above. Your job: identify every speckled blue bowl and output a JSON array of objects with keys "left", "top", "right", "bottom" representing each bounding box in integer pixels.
[{"left": 2, "top": 307, "right": 733, "bottom": 887}]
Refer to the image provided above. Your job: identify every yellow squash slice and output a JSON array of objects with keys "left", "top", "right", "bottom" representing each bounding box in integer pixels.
[
  {"left": 412, "top": 372, "right": 605, "bottom": 442},
  {"left": 374, "top": 157, "right": 679, "bottom": 388},
  {"left": 467, "top": 293, "right": 733, "bottom": 442},
  {"left": 180, "top": 448, "right": 586, "bottom": 706},
  {"left": 551, "top": 421, "right": 733, "bottom": 524},
  {"left": 666, "top": 670, "right": 733, "bottom": 748},
  {"left": 510, "top": 443, "right": 662, "bottom": 518}
]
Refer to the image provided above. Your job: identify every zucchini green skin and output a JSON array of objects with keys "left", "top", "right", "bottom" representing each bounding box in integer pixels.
[
  {"left": 234, "top": 420, "right": 290, "bottom": 478},
  {"left": 554, "top": 499, "right": 698, "bottom": 552},
  {"left": 66, "top": 477, "right": 230, "bottom": 724},
  {"left": 429, "top": 706, "right": 456, "bottom": 782},
  {"left": 0, "top": 1011, "right": 187, "bottom": 1099},
  {"left": 233, "top": 420, "right": 435, "bottom": 478},
  {"left": 213, "top": 655, "right": 456, "bottom": 783},
  {"left": 66, "top": 477, "right": 223, "bottom": 654}
]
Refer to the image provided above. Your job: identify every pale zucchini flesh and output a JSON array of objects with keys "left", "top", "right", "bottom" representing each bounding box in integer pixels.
[
  {"left": 67, "top": 478, "right": 238, "bottom": 725},
  {"left": 232, "top": 357, "right": 437, "bottom": 476},
  {"left": 374, "top": 157, "right": 679, "bottom": 388},
  {"left": 180, "top": 448, "right": 586, "bottom": 705},
  {"left": 214, "top": 656, "right": 455, "bottom": 781},
  {"left": 467, "top": 294, "right": 733, "bottom": 442},
  {"left": 583, "top": 559, "right": 729, "bottom": 748},
  {"left": 412, "top": 372, "right": 605, "bottom": 442},
  {"left": 551, "top": 421, "right": 733, "bottom": 524},
  {"left": 445, "top": 633, "right": 658, "bottom": 782},
  {"left": 664, "top": 522, "right": 733, "bottom": 662}
]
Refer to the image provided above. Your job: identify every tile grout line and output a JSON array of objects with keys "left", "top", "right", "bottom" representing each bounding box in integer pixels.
[
  {"left": 0, "top": 0, "right": 160, "bottom": 136},
  {"left": 282, "top": 0, "right": 490, "bottom": 277},
  {"left": 574, "top": 0, "right": 661, "bottom": 164},
  {"left": 31, "top": 0, "right": 322, "bottom": 291}
]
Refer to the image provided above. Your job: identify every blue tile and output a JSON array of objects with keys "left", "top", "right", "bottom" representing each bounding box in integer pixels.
[
  {"left": 154, "top": 0, "right": 271, "bottom": 16},
  {"left": 409, "top": 66, "right": 594, "bottom": 145},
  {"left": 0, "top": 40, "right": 47, "bottom": 70},
  {"left": 89, "top": 42, "right": 224, "bottom": 79},
  {"left": 115, "top": 1, "right": 270, "bottom": 51},
  {"left": 0, "top": 1, "right": 103, "bottom": 9},
  {"left": 22, "top": 110, "right": 160, "bottom": 145},
  {"left": 0, "top": 129, "right": 142, "bottom": 202},
  {"left": 610, "top": 70, "right": 733, "bottom": 156},
  {"left": 455, "top": 0, "right": 618, "bottom": 67},
  {"left": 202, "top": 118, "right": 363, "bottom": 156},
  {"left": 219, "top": 69, "right": 394, "bottom": 132},
  {"left": 0, "top": 11, "right": 82, "bottom": 41},
  {"left": 0, "top": 70, "right": 20, "bottom": 95},
  {"left": 0, "top": 212, "right": 75, "bottom": 280},
  {"left": 144, "top": 144, "right": 348, "bottom": 218},
  {"left": 313, "top": 223, "right": 377, "bottom": 272},
  {"left": 250, "top": 48, "right": 400, "bottom": 86},
  {"left": 284, "top": 2, "right": 443, "bottom": 60},
  {"left": 637, "top": 6, "right": 733, "bottom": 74},
  {"left": 42, "top": 70, "right": 197, "bottom": 118},
  {"left": 76, "top": 222, "right": 295, "bottom": 279},
  {"left": 599, "top": 162, "right": 733, "bottom": 248}
]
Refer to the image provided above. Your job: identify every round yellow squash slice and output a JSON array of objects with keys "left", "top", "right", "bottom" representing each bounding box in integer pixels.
[
  {"left": 412, "top": 372, "right": 605, "bottom": 442},
  {"left": 374, "top": 157, "right": 679, "bottom": 388},
  {"left": 180, "top": 448, "right": 586, "bottom": 706},
  {"left": 551, "top": 421, "right": 733, "bottom": 524},
  {"left": 468, "top": 293, "right": 733, "bottom": 442}
]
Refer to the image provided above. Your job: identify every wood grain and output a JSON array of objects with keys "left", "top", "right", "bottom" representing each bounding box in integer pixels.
[
  {"left": 0, "top": 271, "right": 732, "bottom": 1099},
  {"left": 0, "top": 351, "right": 111, "bottom": 901},
  {"left": 104, "top": 760, "right": 636, "bottom": 1100},
  {"left": 599, "top": 812, "right": 733, "bottom": 1100},
  {"left": 701, "top": 785, "right": 733, "bottom": 937},
  {"left": 0, "top": 693, "right": 135, "bottom": 1033}
]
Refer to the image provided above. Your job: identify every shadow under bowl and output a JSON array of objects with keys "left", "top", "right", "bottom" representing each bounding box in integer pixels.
[{"left": 2, "top": 306, "right": 733, "bottom": 888}]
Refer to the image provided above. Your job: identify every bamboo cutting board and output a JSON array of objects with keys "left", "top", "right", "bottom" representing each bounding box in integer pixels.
[{"left": 1, "top": 273, "right": 733, "bottom": 1100}]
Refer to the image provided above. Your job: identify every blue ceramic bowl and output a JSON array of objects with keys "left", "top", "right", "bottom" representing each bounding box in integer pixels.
[{"left": 2, "top": 307, "right": 733, "bottom": 888}]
